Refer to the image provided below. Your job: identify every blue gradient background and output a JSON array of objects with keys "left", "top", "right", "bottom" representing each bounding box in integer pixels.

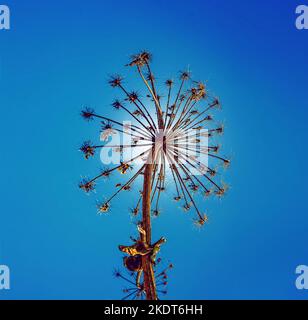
[{"left": 1, "top": 0, "right": 308, "bottom": 299}]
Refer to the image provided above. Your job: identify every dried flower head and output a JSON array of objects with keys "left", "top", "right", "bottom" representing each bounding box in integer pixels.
[
  {"left": 97, "top": 202, "right": 110, "bottom": 214},
  {"left": 109, "top": 75, "right": 123, "bottom": 88},
  {"left": 80, "top": 52, "right": 229, "bottom": 299},
  {"left": 80, "top": 141, "right": 95, "bottom": 159},
  {"left": 79, "top": 178, "right": 95, "bottom": 193},
  {"left": 194, "top": 214, "right": 209, "bottom": 228},
  {"left": 165, "top": 79, "right": 174, "bottom": 87},
  {"left": 112, "top": 100, "right": 123, "bottom": 110},
  {"left": 81, "top": 107, "right": 95, "bottom": 121}
]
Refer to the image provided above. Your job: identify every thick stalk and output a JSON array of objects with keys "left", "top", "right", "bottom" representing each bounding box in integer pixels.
[{"left": 142, "top": 161, "right": 157, "bottom": 300}]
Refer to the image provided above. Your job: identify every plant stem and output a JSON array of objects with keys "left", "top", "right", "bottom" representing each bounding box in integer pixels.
[{"left": 142, "top": 161, "right": 157, "bottom": 300}]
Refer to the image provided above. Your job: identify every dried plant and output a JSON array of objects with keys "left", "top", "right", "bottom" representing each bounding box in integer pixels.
[{"left": 79, "top": 51, "right": 229, "bottom": 300}]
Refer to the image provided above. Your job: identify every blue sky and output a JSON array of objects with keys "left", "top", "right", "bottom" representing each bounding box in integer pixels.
[{"left": 1, "top": 0, "right": 308, "bottom": 299}]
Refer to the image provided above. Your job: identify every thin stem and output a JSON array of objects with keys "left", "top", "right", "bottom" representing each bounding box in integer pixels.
[
  {"left": 105, "top": 165, "right": 145, "bottom": 204},
  {"left": 93, "top": 143, "right": 153, "bottom": 149},
  {"left": 88, "top": 148, "right": 151, "bottom": 183},
  {"left": 164, "top": 85, "right": 172, "bottom": 127},
  {"left": 118, "top": 84, "right": 157, "bottom": 133},
  {"left": 137, "top": 66, "right": 164, "bottom": 128},
  {"left": 91, "top": 113, "right": 152, "bottom": 139}
]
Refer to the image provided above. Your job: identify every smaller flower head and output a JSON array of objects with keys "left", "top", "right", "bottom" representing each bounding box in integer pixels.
[
  {"left": 97, "top": 202, "right": 110, "bottom": 214},
  {"left": 223, "top": 159, "right": 231, "bottom": 168},
  {"left": 190, "top": 82, "right": 206, "bottom": 101},
  {"left": 123, "top": 185, "right": 132, "bottom": 191},
  {"left": 215, "top": 124, "right": 224, "bottom": 135},
  {"left": 152, "top": 209, "right": 160, "bottom": 217},
  {"left": 215, "top": 183, "right": 229, "bottom": 198},
  {"left": 131, "top": 207, "right": 139, "bottom": 216},
  {"left": 100, "top": 121, "right": 117, "bottom": 141},
  {"left": 173, "top": 196, "right": 182, "bottom": 202},
  {"left": 211, "top": 145, "right": 220, "bottom": 153},
  {"left": 128, "top": 51, "right": 152, "bottom": 67},
  {"left": 208, "top": 169, "right": 216, "bottom": 177},
  {"left": 132, "top": 110, "right": 142, "bottom": 117},
  {"left": 180, "top": 70, "right": 191, "bottom": 81},
  {"left": 113, "top": 269, "right": 122, "bottom": 278},
  {"left": 81, "top": 107, "right": 95, "bottom": 121},
  {"left": 140, "top": 50, "right": 152, "bottom": 63},
  {"left": 165, "top": 79, "right": 174, "bottom": 87},
  {"left": 112, "top": 100, "right": 123, "bottom": 110},
  {"left": 126, "top": 91, "right": 139, "bottom": 103},
  {"left": 183, "top": 202, "right": 191, "bottom": 212},
  {"left": 203, "top": 190, "right": 212, "bottom": 197},
  {"left": 80, "top": 141, "right": 95, "bottom": 159},
  {"left": 189, "top": 184, "right": 199, "bottom": 192},
  {"left": 109, "top": 75, "right": 123, "bottom": 88},
  {"left": 79, "top": 178, "right": 95, "bottom": 193},
  {"left": 211, "top": 97, "right": 221, "bottom": 109},
  {"left": 194, "top": 214, "right": 209, "bottom": 228},
  {"left": 118, "top": 162, "right": 132, "bottom": 174}
]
